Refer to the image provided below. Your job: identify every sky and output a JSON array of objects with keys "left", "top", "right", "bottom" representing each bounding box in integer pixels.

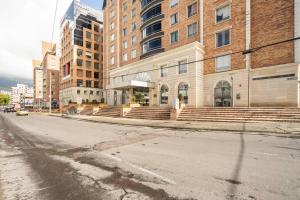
[{"left": 0, "top": 0, "right": 103, "bottom": 79}]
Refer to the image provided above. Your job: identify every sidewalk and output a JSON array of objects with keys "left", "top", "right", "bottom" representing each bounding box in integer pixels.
[{"left": 41, "top": 113, "right": 300, "bottom": 135}]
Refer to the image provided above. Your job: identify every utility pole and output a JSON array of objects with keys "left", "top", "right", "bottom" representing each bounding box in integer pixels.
[{"left": 49, "top": 72, "right": 52, "bottom": 113}]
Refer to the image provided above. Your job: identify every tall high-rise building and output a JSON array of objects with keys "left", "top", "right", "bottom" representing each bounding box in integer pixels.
[
  {"left": 59, "top": 0, "right": 104, "bottom": 105},
  {"left": 102, "top": 0, "right": 300, "bottom": 107},
  {"left": 32, "top": 59, "right": 43, "bottom": 107}
]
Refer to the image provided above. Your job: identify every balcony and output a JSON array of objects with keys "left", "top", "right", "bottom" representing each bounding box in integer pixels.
[
  {"left": 141, "top": 0, "right": 164, "bottom": 15},
  {"left": 141, "top": 4, "right": 162, "bottom": 25},
  {"left": 141, "top": 37, "right": 164, "bottom": 59}
]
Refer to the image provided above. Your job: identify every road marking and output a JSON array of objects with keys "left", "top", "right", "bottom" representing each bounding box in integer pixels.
[
  {"left": 102, "top": 153, "right": 176, "bottom": 185},
  {"left": 251, "top": 152, "right": 278, "bottom": 156}
]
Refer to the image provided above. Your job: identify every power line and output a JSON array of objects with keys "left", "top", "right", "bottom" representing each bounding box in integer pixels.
[{"left": 51, "top": 0, "right": 59, "bottom": 46}]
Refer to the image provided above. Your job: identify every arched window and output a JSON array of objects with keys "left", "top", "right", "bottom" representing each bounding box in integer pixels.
[
  {"left": 214, "top": 80, "right": 232, "bottom": 107},
  {"left": 178, "top": 83, "right": 188, "bottom": 104},
  {"left": 160, "top": 85, "right": 169, "bottom": 104}
]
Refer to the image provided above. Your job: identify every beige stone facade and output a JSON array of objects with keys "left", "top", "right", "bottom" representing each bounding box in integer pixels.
[{"left": 102, "top": 0, "right": 300, "bottom": 108}]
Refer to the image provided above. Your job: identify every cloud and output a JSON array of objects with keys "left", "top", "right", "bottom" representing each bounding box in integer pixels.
[{"left": 0, "top": 0, "right": 73, "bottom": 79}]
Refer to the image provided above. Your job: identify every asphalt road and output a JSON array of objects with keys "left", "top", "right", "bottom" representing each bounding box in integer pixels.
[{"left": 0, "top": 113, "right": 299, "bottom": 200}]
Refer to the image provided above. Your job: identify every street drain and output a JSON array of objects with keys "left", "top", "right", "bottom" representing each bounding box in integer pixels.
[{"left": 225, "top": 179, "right": 242, "bottom": 185}]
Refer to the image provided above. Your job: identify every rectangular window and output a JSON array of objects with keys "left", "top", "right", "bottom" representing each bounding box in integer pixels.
[
  {"left": 215, "top": 54, "right": 231, "bottom": 71},
  {"left": 86, "top": 71, "right": 92, "bottom": 78},
  {"left": 131, "top": 35, "right": 137, "bottom": 45},
  {"left": 94, "top": 35, "right": 100, "bottom": 43},
  {"left": 132, "top": 8, "right": 136, "bottom": 18},
  {"left": 86, "top": 80, "right": 92, "bottom": 88},
  {"left": 123, "top": 15, "right": 127, "bottom": 24},
  {"left": 123, "top": 2, "right": 127, "bottom": 12},
  {"left": 216, "top": 5, "right": 231, "bottom": 23},
  {"left": 77, "top": 49, "right": 83, "bottom": 57},
  {"left": 123, "top": 28, "right": 127, "bottom": 36},
  {"left": 86, "top": 31, "right": 91, "bottom": 39},
  {"left": 160, "top": 65, "right": 167, "bottom": 77},
  {"left": 171, "top": 30, "right": 179, "bottom": 44},
  {"left": 111, "top": 57, "right": 115, "bottom": 65},
  {"left": 187, "top": 22, "right": 197, "bottom": 37},
  {"left": 110, "top": 10, "right": 114, "bottom": 18},
  {"left": 90, "top": 90, "right": 94, "bottom": 95},
  {"left": 77, "top": 59, "right": 83, "bottom": 67},
  {"left": 123, "top": 53, "right": 128, "bottom": 61},
  {"left": 111, "top": 45, "right": 115, "bottom": 53},
  {"left": 77, "top": 79, "right": 83, "bottom": 87},
  {"left": 94, "top": 44, "right": 99, "bottom": 51},
  {"left": 216, "top": 29, "right": 230, "bottom": 47},
  {"left": 123, "top": 40, "right": 128, "bottom": 49},
  {"left": 170, "top": 13, "right": 178, "bottom": 25},
  {"left": 86, "top": 41, "right": 91, "bottom": 49},
  {"left": 170, "top": 0, "right": 179, "bottom": 8},
  {"left": 111, "top": 34, "right": 115, "bottom": 41},
  {"left": 188, "top": 3, "right": 197, "bottom": 17},
  {"left": 86, "top": 51, "right": 92, "bottom": 59},
  {"left": 131, "top": 22, "right": 136, "bottom": 31},
  {"left": 94, "top": 53, "right": 99, "bottom": 61},
  {"left": 131, "top": 49, "right": 137, "bottom": 58},
  {"left": 86, "top": 61, "right": 91, "bottom": 68},
  {"left": 94, "top": 72, "right": 99, "bottom": 79},
  {"left": 178, "top": 60, "right": 187, "bottom": 74},
  {"left": 94, "top": 62, "right": 100, "bottom": 70},
  {"left": 94, "top": 25, "right": 99, "bottom": 32},
  {"left": 77, "top": 90, "right": 80, "bottom": 94},
  {"left": 110, "top": 22, "right": 114, "bottom": 30}
]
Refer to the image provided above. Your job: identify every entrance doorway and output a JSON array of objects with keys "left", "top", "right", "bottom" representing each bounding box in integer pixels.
[
  {"left": 114, "top": 91, "right": 118, "bottom": 106},
  {"left": 133, "top": 88, "right": 149, "bottom": 106},
  {"left": 214, "top": 80, "right": 232, "bottom": 107}
]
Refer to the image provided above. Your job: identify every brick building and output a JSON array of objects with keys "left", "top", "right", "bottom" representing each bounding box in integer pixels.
[
  {"left": 59, "top": 0, "right": 104, "bottom": 105},
  {"left": 102, "top": 0, "right": 300, "bottom": 107}
]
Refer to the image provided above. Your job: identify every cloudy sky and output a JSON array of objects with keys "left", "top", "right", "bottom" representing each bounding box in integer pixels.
[{"left": 0, "top": 0, "right": 103, "bottom": 79}]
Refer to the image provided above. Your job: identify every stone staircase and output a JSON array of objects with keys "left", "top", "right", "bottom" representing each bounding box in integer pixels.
[
  {"left": 79, "top": 106, "right": 93, "bottom": 115},
  {"left": 94, "top": 107, "right": 121, "bottom": 118},
  {"left": 177, "top": 107, "right": 300, "bottom": 123},
  {"left": 124, "top": 107, "right": 171, "bottom": 120}
]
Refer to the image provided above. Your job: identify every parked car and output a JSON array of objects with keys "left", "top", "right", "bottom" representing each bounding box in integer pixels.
[
  {"left": 16, "top": 109, "right": 29, "bottom": 116},
  {"left": 4, "top": 107, "right": 15, "bottom": 113}
]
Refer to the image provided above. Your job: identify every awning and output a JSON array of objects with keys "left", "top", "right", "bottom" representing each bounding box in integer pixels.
[{"left": 107, "top": 80, "right": 155, "bottom": 90}]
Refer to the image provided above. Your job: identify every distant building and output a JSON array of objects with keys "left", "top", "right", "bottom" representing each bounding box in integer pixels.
[
  {"left": 32, "top": 60, "right": 43, "bottom": 107},
  {"left": 10, "top": 84, "right": 33, "bottom": 107},
  {"left": 59, "top": 0, "right": 104, "bottom": 105}
]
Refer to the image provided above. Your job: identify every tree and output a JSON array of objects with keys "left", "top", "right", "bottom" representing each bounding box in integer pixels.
[{"left": 0, "top": 94, "right": 10, "bottom": 106}]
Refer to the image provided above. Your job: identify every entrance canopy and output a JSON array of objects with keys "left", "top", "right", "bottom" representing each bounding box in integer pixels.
[{"left": 107, "top": 80, "right": 155, "bottom": 90}]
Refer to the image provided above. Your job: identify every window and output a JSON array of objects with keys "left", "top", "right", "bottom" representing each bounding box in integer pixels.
[
  {"left": 123, "top": 28, "right": 127, "bottom": 36},
  {"left": 131, "top": 22, "right": 137, "bottom": 31},
  {"left": 131, "top": 36, "right": 137, "bottom": 45},
  {"left": 132, "top": 8, "right": 136, "bottom": 18},
  {"left": 142, "top": 22, "right": 162, "bottom": 38},
  {"left": 111, "top": 57, "right": 115, "bottom": 65},
  {"left": 132, "top": 0, "right": 136, "bottom": 4},
  {"left": 94, "top": 44, "right": 99, "bottom": 51},
  {"left": 216, "top": 5, "right": 231, "bottom": 23},
  {"left": 142, "top": 38, "right": 162, "bottom": 54},
  {"left": 94, "top": 72, "right": 99, "bottom": 79},
  {"left": 160, "top": 85, "right": 169, "bottom": 104},
  {"left": 170, "top": 0, "right": 179, "bottom": 7},
  {"left": 160, "top": 65, "right": 167, "bottom": 77},
  {"left": 85, "top": 51, "right": 92, "bottom": 59},
  {"left": 86, "top": 41, "right": 91, "bottom": 49},
  {"left": 123, "top": 53, "right": 128, "bottom": 61},
  {"left": 90, "top": 90, "right": 94, "bottom": 95},
  {"left": 94, "top": 24, "right": 99, "bottom": 32},
  {"left": 216, "top": 54, "right": 231, "bottom": 71},
  {"left": 77, "top": 59, "right": 83, "bottom": 67},
  {"left": 94, "top": 53, "right": 99, "bottom": 60},
  {"left": 170, "top": 13, "right": 178, "bottom": 25},
  {"left": 77, "top": 90, "right": 80, "bottom": 94},
  {"left": 110, "top": 10, "right": 115, "bottom": 18},
  {"left": 86, "top": 80, "right": 92, "bottom": 87},
  {"left": 77, "top": 69, "right": 83, "bottom": 77},
  {"left": 77, "top": 49, "right": 83, "bottom": 57},
  {"left": 94, "top": 35, "right": 100, "bottom": 42},
  {"left": 77, "top": 79, "right": 83, "bottom": 87},
  {"left": 123, "top": 40, "right": 128, "bottom": 49},
  {"left": 94, "top": 62, "right": 100, "bottom": 70},
  {"left": 111, "top": 45, "right": 115, "bottom": 53},
  {"left": 123, "top": 15, "right": 127, "bottom": 24},
  {"left": 86, "top": 61, "right": 91, "bottom": 68},
  {"left": 86, "top": 71, "right": 92, "bottom": 78},
  {"left": 216, "top": 29, "right": 230, "bottom": 47},
  {"left": 95, "top": 82, "right": 99, "bottom": 88},
  {"left": 123, "top": 2, "right": 127, "bottom": 12},
  {"left": 110, "top": 22, "right": 114, "bottom": 30},
  {"left": 187, "top": 22, "right": 197, "bottom": 37},
  {"left": 111, "top": 34, "right": 115, "bottom": 41},
  {"left": 178, "top": 60, "right": 187, "bottom": 74},
  {"left": 178, "top": 83, "right": 188, "bottom": 104},
  {"left": 141, "top": 5, "right": 161, "bottom": 22},
  {"left": 188, "top": 3, "right": 197, "bottom": 17},
  {"left": 171, "top": 30, "right": 179, "bottom": 43},
  {"left": 86, "top": 31, "right": 91, "bottom": 39},
  {"left": 131, "top": 49, "right": 137, "bottom": 58}
]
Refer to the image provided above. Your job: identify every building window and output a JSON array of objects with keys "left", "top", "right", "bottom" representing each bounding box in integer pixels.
[
  {"left": 123, "top": 28, "right": 127, "bottom": 36},
  {"left": 142, "top": 21, "right": 162, "bottom": 38},
  {"left": 94, "top": 24, "right": 99, "bottom": 32},
  {"left": 215, "top": 54, "right": 231, "bottom": 71},
  {"left": 216, "top": 29, "right": 230, "bottom": 47},
  {"left": 77, "top": 49, "right": 83, "bottom": 57},
  {"left": 131, "top": 49, "right": 137, "bottom": 58},
  {"left": 77, "top": 79, "right": 83, "bottom": 87},
  {"left": 160, "top": 85, "right": 169, "bottom": 104},
  {"left": 178, "top": 60, "right": 187, "bottom": 74},
  {"left": 178, "top": 83, "right": 188, "bottom": 104},
  {"left": 132, "top": 0, "right": 136, "bottom": 4},
  {"left": 131, "top": 22, "right": 137, "bottom": 31},
  {"left": 132, "top": 8, "right": 136, "bottom": 18},
  {"left": 90, "top": 90, "right": 94, "bottom": 95},
  {"left": 171, "top": 30, "right": 179, "bottom": 44},
  {"left": 123, "top": 2, "right": 127, "bottom": 12},
  {"left": 188, "top": 3, "right": 197, "bottom": 17},
  {"left": 77, "top": 69, "right": 83, "bottom": 77},
  {"left": 187, "top": 22, "right": 197, "bottom": 37},
  {"left": 131, "top": 35, "right": 137, "bottom": 45},
  {"left": 86, "top": 41, "right": 91, "bottom": 49},
  {"left": 110, "top": 10, "right": 115, "bottom": 18},
  {"left": 111, "top": 57, "right": 115, "bottom": 65},
  {"left": 77, "top": 90, "right": 80, "bottom": 94},
  {"left": 142, "top": 38, "right": 162, "bottom": 54},
  {"left": 94, "top": 53, "right": 99, "bottom": 61},
  {"left": 94, "top": 62, "right": 100, "bottom": 70},
  {"left": 170, "top": 13, "right": 178, "bottom": 25},
  {"left": 94, "top": 35, "right": 100, "bottom": 43},
  {"left": 123, "top": 15, "right": 127, "bottom": 24},
  {"left": 111, "top": 34, "right": 115, "bottom": 41},
  {"left": 111, "top": 45, "right": 115, "bottom": 53},
  {"left": 110, "top": 22, "right": 114, "bottom": 30},
  {"left": 94, "top": 44, "right": 99, "bottom": 51},
  {"left": 86, "top": 51, "right": 92, "bottom": 59},
  {"left": 123, "top": 53, "right": 128, "bottom": 61},
  {"left": 86, "top": 71, "right": 92, "bottom": 78},
  {"left": 141, "top": 5, "right": 161, "bottom": 22},
  {"left": 170, "top": 0, "right": 179, "bottom": 8},
  {"left": 86, "top": 31, "right": 91, "bottom": 39},
  {"left": 86, "top": 61, "right": 91, "bottom": 68},
  {"left": 216, "top": 4, "right": 231, "bottom": 23},
  {"left": 86, "top": 80, "right": 92, "bottom": 87},
  {"left": 160, "top": 65, "right": 167, "bottom": 77},
  {"left": 123, "top": 41, "right": 128, "bottom": 49},
  {"left": 94, "top": 72, "right": 99, "bottom": 79},
  {"left": 77, "top": 59, "right": 83, "bottom": 67}
]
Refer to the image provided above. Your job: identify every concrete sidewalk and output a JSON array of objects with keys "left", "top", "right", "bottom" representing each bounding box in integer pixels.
[{"left": 39, "top": 113, "right": 300, "bottom": 135}]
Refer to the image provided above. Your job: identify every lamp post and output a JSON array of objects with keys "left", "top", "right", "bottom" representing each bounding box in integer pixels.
[{"left": 49, "top": 72, "right": 52, "bottom": 113}]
